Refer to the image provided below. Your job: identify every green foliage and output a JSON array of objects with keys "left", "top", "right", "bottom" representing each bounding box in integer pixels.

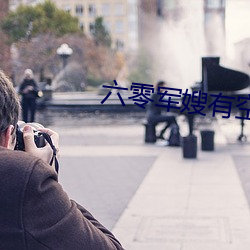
[
  {"left": 128, "top": 50, "right": 153, "bottom": 84},
  {"left": 86, "top": 73, "right": 104, "bottom": 87},
  {"left": 1, "top": 0, "right": 80, "bottom": 42},
  {"left": 91, "top": 17, "right": 111, "bottom": 47}
]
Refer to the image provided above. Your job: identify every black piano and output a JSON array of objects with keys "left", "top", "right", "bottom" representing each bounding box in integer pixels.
[{"left": 187, "top": 57, "right": 250, "bottom": 141}]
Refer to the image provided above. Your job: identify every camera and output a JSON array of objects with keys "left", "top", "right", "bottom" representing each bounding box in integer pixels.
[{"left": 14, "top": 122, "right": 46, "bottom": 151}]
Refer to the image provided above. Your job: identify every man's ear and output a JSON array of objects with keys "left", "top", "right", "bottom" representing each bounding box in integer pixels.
[{"left": 2, "top": 125, "right": 15, "bottom": 149}]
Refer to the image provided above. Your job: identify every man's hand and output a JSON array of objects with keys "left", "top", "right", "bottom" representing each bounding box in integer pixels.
[{"left": 22, "top": 125, "right": 59, "bottom": 165}]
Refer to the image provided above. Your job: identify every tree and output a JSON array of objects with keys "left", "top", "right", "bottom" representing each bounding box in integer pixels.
[
  {"left": 0, "top": 0, "right": 12, "bottom": 75},
  {"left": 13, "top": 33, "right": 122, "bottom": 90},
  {"left": 91, "top": 17, "right": 111, "bottom": 47},
  {"left": 1, "top": 0, "right": 80, "bottom": 43}
]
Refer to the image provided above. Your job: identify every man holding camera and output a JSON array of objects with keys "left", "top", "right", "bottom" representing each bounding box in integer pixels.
[{"left": 0, "top": 71, "right": 124, "bottom": 249}]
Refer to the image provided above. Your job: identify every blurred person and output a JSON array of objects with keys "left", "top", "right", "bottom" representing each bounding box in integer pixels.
[
  {"left": 146, "top": 80, "right": 179, "bottom": 140},
  {"left": 0, "top": 70, "right": 124, "bottom": 249},
  {"left": 19, "top": 69, "right": 39, "bottom": 123}
]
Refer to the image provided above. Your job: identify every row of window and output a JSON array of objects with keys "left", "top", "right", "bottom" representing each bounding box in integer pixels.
[
  {"left": 65, "top": 3, "right": 125, "bottom": 17},
  {"left": 163, "top": 0, "right": 225, "bottom": 10},
  {"left": 79, "top": 22, "right": 125, "bottom": 49},
  {"left": 80, "top": 20, "right": 125, "bottom": 34}
]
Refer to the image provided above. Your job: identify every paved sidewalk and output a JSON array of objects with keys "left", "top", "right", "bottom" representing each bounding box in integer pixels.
[
  {"left": 112, "top": 120, "right": 250, "bottom": 250},
  {"left": 47, "top": 112, "right": 250, "bottom": 250}
]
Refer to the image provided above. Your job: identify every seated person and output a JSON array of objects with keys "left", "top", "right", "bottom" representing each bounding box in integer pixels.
[{"left": 146, "top": 80, "right": 179, "bottom": 140}]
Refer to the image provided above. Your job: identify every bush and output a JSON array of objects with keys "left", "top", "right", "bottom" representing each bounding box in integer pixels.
[{"left": 86, "top": 74, "right": 106, "bottom": 87}]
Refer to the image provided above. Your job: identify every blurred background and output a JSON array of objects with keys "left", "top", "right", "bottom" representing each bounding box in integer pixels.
[
  {"left": 1, "top": 0, "right": 250, "bottom": 94},
  {"left": 2, "top": 1, "right": 250, "bottom": 242}
]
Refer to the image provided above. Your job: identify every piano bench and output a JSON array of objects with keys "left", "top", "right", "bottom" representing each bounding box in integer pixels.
[{"left": 142, "top": 120, "right": 157, "bottom": 143}]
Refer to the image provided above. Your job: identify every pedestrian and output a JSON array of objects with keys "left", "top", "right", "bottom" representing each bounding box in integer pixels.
[
  {"left": 146, "top": 80, "right": 179, "bottom": 140},
  {"left": 0, "top": 70, "right": 124, "bottom": 249},
  {"left": 19, "top": 69, "right": 39, "bottom": 123}
]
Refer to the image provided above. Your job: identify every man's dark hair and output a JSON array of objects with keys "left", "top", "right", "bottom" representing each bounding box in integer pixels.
[
  {"left": 156, "top": 80, "right": 166, "bottom": 89},
  {"left": 0, "top": 71, "right": 20, "bottom": 143}
]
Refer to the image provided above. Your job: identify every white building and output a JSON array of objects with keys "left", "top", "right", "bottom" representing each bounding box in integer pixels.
[
  {"left": 52, "top": 0, "right": 138, "bottom": 51},
  {"left": 9, "top": 0, "right": 44, "bottom": 10},
  {"left": 10, "top": 0, "right": 139, "bottom": 52}
]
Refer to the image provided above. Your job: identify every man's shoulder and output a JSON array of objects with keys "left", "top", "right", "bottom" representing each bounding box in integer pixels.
[
  {"left": 0, "top": 147, "right": 40, "bottom": 175},
  {"left": 0, "top": 147, "right": 54, "bottom": 180},
  {"left": 0, "top": 148, "right": 45, "bottom": 203}
]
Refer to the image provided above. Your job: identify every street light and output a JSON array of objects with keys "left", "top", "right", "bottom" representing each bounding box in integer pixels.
[{"left": 56, "top": 43, "right": 73, "bottom": 68}]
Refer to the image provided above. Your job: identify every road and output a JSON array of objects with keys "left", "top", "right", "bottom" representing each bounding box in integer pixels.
[
  {"left": 35, "top": 109, "right": 152, "bottom": 230},
  {"left": 35, "top": 108, "right": 250, "bottom": 235}
]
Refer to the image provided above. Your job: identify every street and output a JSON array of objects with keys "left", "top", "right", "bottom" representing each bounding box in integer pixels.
[
  {"left": 34, "top": 109, "right": 250, "bottom": 249},
  {"left": 36, "top": 109, "right": 152, "bottom": 230}
]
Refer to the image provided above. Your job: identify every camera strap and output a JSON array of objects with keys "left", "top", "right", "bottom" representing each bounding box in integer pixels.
[{"left": 40, "top": 132, "right": 59, "bottom": 174}]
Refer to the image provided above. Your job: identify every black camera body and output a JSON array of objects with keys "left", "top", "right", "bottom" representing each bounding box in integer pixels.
[{"left": 15, "top": 123, "right": 46, "bottom": 151}]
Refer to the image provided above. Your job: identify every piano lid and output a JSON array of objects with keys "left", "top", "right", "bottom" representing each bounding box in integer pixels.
[{"left": 201, "top": 57, "right": 250, "bottom": 92}]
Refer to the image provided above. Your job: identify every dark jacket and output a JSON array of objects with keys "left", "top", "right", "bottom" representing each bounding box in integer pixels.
[
  {"left": 0, "top": 147, "right": 124, "bottom": 250},
  {"left": 19, "top": 79, "right": 38, "bottom": 99},
  {"left": 147, "top": 92, "right": 162, "bottom": 117}
]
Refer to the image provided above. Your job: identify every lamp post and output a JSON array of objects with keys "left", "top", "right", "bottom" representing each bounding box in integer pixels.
[{"left": 56, "top": 43, "right": 73, "bottom": 68}]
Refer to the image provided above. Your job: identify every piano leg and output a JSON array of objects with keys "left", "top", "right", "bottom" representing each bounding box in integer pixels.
[{"left": 238, "top": 110, "right": 247, "bottom": 142}]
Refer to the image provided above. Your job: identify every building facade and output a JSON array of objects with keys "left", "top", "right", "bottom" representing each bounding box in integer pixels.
[
  {"left": 9, "top": 0, "right": 139, "bottom": 51},
  {"left": 9, "top": 0, "right": 43, "bottom": 10},
  {"left": 51, "top": 0, "right": 138, "bottom": 51},
  {"left": 139, "top": 0, "right": 227, "bottom": 55},
  {"left": 137, "top": 0, "right": 157, "bottom": 42}
]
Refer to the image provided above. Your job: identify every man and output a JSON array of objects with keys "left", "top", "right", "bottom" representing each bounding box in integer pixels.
[
  {"left": 146, "top": 80, "right": 179, "bottom": 140},
  {"left": 0, "top": 71, "right": 124, "bottom": 249}
]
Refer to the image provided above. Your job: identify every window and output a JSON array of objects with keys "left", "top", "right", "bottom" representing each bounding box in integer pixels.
[
  {"left": 205, "top": 0, "right": 225, "bottom": 9},
  {"left": 89, "top": 22, "right": 95, "bottom": 33},
  {"left": 128, "top": 3, "right": 137, "bottom": 16},
  {"left": 80, "top": 22, "right": 84, "bottom": 32},
  {"left": 116, "top": 39, "right": 124, "bottom": 50},
  {"left": 115, "top": 3, "right": 124, "bottom": 16},
  {"left": 89, "top": 4, "right": 96, "bottom": 17},
  {"left": 115, "top": 20, "right": 124, "bottom": 33},
  {"left": 164, "top": 0, "right": 177, "bottom": 10},
  {"left": 103, "top": 20, "right": 112, "bottom": 32},
  {"left": 102, "top": 3, "right": 111, "bottom": 16},
  {"left": 128, "top": 20, "right": 137, "bottom": 32},
  {"left": 75, "top": 5, "right": 84, "bottom": 16}
]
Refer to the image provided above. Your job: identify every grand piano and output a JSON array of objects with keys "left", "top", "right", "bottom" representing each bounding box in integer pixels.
[{"left": 187, "top": 57, "right": 250, "bottom": 141}]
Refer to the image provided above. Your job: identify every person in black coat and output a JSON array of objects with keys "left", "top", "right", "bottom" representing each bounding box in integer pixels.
[
  {"left": 146, "top": 80, "right": 179, "bottom": 140},
  {"left": 19, "top": 69, "right": 39, "bottom": 123}
]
